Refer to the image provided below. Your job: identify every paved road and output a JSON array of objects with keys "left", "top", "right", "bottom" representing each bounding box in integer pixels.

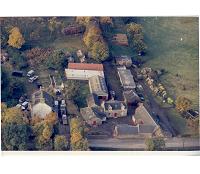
[
  {"left": 141, "top": 80, "right": 177, "bottom": 137},
  {"left": 88, "top": 137, "right": 200, "bottom": 151},
  {"left": 130, "top": 67, "right": 177, "bottom": 137}
]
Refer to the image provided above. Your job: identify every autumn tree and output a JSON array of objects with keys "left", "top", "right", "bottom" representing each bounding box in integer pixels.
[
  {"left": 99, "top": 17, "right": 113, "bottom": 32},
  {"left": 175, "top": 96, "right": 192, "bottom": 113},
  {"left": 145, "top": 137, "right": 165, "bottom": 151},
  {"left": 89, "top": 41, "right": 109, "bottom": 61},
  {"left": 44, "top": 112, "right": 58, "bottom": 125},
  {"left": 126, "top": 23, "right": 147, "bottom": 54},
  {"left": 70, "top": 118, "right": 89, "bottom": 151},
  {"left": 1, "top": 106, "right": 27, "bottom": 124},
  {"left": 54, "top": 135, "right": 68, "bottom": 151},
  {"left": 76, "top": 17, "right": 96, "bottom": 26},
  {"left": 33, "top": 122, "right": 54, "bottom": 150},
  {"left": 83, "top": 22, "right": 109, "bottom": 62},
  {"left": 7, "top": 27, "right": 25, "bottom": 49}
]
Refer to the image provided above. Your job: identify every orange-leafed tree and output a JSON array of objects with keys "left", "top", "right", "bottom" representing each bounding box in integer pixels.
[
  {"left": 7, "top": 27, "right": 25, "bottom": 49},
  {"left": 175, "top": 96, "right": 192, "bottom": 113}
]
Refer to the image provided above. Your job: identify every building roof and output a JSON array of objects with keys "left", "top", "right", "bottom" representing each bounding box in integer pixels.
[
  {"left": 89, "top": 75, "right": 108, "bottom": 96},
  {"left": 115, "top": 56, "right": 132, "bottom": 62},
  {"left": 123, "top": 90, "right": 140, "bottom": 103},
  {"left": 117, "top": 68, "right": 136, "bottom": 89},
  {"left": 134, "top": 103, "right": 158, "bottom": 131},
  {"left": 68, "top": 63, "right": 104, "bottom": 71},
  {"left": 104, "top": 100, "right": 126, "bottom": 111},
  {"left": 86, "top": 93, "right": 100, "bottom": 107},
  {"left": 32, "top": 90, "right": 54, "bottom": 108},
  {"left": 80, "top": 107, "right": 106, "bottom": 121},
  {"left": 115, "top": 124, "right": 139, "bottom": 136}
]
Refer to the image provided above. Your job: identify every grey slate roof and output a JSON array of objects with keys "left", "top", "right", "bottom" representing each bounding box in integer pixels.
[
  {"left": 117, "top": 68, "right": 136, "bottom": 89},
  {"left": 89, "top": 75, "right": 108, "bottom": 96},
  {"left": 123, "top": 90, "right": 140, "bottom": 103}
]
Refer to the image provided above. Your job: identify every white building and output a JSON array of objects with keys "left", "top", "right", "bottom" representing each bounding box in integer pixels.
[{"left": 65, "top": 63, "right": 104, "bottom": 80}]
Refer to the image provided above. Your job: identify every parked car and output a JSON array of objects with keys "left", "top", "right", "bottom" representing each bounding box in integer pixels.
[
  {"left": 12, "top": 71, "right": 23, "bottom": 77},
  {"left": 27, "top": 70, "right": 34, "bottom": 77},
  {"left": 21, "top": 101, "right": 29, "bottom": 110},
  {"left": 110, "top": 90, "right": 115, "bottom": 99},
  {"left": 138, "top": 93, "right": 145, "bottom": 101},
  {"left": 62, "top": 115, "right": 68, "bottom": 125},
  {"left": 29, "top": 76, "right": 38, "bottom": 83}
]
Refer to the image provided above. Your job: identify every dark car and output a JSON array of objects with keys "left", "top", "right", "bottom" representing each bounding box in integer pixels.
[
  {"left": 12, "top": 71, "right": 23, "bottom": 77},
  {"left": 138, "top": 93, "right": 145, "bottom": 101}
]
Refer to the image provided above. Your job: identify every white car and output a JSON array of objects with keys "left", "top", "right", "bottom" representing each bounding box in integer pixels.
[
  {"left": 27, "top": 70, "right": 34, "bottom": 77},
  {"left": 29, "top": 76, "right": 38, "bottom": 83}
]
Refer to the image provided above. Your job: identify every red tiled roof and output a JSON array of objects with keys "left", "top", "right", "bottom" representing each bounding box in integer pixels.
[{"left": 68, "top": 63, "right": 104, "bottom": 71}]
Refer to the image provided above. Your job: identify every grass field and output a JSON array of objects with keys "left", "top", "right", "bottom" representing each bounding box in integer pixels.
[{"left": 138, "top": 17, "right": 199, "bottom": 110}]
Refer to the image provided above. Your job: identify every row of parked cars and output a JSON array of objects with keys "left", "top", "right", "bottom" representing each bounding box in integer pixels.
[
  {"left": 27, "top": 70, "right": 38, "bottom": 83},
  {"left": 12, "top": 70, "right": 39, "bottom": 83}
]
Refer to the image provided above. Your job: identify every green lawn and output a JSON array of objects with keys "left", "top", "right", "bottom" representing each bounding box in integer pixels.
[{"left": 138, "top": 17, "right": 199, "bottom": 110}]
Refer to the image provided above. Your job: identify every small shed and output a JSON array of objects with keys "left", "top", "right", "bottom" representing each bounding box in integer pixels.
[{"left": 115, "top": 56, "right": 132, "bottom": 67}]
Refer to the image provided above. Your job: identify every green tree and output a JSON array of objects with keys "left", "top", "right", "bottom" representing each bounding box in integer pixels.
[
  {"left": 7, "top": 27, "right": 25, "bottom": 49},
  {"left": 2, "top": 123, "right": 31, "bottom": 151},
  {"left": 145, "top": 137, "right": 165, "bottom": 151},
  {"left": 45, "top": 50, "right": 67, "bottom": 70},
  {"left": 89, "top": 41, "right": 109, "bottom": 62},
  {"left": 54, "top": 135, "right": 68, "bottom": 151}
]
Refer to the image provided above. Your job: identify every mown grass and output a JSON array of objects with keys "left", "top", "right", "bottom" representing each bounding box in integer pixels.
[{"left": 138, "top": 17, "right": 199, "bottom": 110}]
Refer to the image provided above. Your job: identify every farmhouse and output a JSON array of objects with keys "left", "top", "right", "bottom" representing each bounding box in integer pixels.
[
  {"left": 123, "top": 90, "right": 140, "bottom": 105},
  {"left": 115, "top": 55, "right": 132, "bottom": 67},
  {"left": 102, "top": 100, "right": 127, "bottom": 118},
  {"left": 31, "top": 89, "right": 54, "bottom": 118},
  {"left": 88, "top": 75, "right": 108, "bottom": 100},
  {"left": 133, "top": 103, "right": 159, "bottom": 137},
  {"left": 117, "top": 67, "right": 136, "bottom": 89},
  {"left": 80, "top": 107, "right": 106, "bottom": 127},
  {"left": 65, "top": 63, "right": 104, "bottom": 80}
]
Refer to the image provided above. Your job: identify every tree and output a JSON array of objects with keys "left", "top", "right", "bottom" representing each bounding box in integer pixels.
[
  {"left": 126, "top": 22, "right": 147, "bottom": 54},
  {"left": 1, "top": 106, "right": 26, "bottom": 124},
  {"left": 89, "top": 41, "right": 109, "bottom": 61},
  {"left": 1, "top": 123, "right": 31, "bottom": 151},
  {"left": 145, "top": 137, "right": 165, "bottom": 151},
  {"left": 45, "top": 50, "right": 67, "bottom": 70},
  {"left": 54, "top": 135, "right": 68, "bottom": 151},
  {"left": 44, "top": 112, "right": 58, "bottom": 125},
  {"left": 175, "top": 96, "right": 192, "bottom": 113},
  {"left": 70, "top": 118, "right": 89, "bottom": 151},
  {"left": 76, "top": 17, "right": 96, "bottom": 26},
  {"left": 7, "top": 27, "right": 25, "bottom": 49}
]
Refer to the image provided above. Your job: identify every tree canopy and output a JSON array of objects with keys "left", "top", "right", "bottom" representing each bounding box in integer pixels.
[
  {"left": 145, "top": 137, "right": 165, "bottom": 151},
  {"left": 54, "top": 135, "right": 68, "bottom": 151},
  {"left": 175, "top": 96, "right": 192, "bottom": 113},
  {"left": 7, "top": 27, "right": 25, "bottom": 49},
  {"left": 126, "top": 23, "right": 147, "bottom": 54}
]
